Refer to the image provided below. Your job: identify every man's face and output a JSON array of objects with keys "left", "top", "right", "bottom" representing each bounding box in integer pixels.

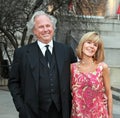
[{"left": 33, "top": 15, "right": 54, "bottom": 44}]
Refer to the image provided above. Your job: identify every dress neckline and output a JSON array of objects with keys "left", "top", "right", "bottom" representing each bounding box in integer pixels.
[{"left": 75, "top": 62, "right": 102, "bottom": 74}]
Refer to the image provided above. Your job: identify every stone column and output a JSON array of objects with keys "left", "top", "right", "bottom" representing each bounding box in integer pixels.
[{"left": 105, "top": 0, "right": 120, "bottom": 18}]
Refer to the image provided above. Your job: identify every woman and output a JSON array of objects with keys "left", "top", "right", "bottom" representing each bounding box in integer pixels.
[{"left": 71, "top": 32, "right": 112, "bottom": 118}]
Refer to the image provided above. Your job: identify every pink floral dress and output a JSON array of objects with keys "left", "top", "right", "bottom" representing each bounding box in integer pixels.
[{"left": 71, "top": 62, "right": 108, "bottom": 118}]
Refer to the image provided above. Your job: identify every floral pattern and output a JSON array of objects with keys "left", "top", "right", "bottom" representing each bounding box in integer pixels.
[{"left": 71, "top": 62, "right": 108, "bottom": 118}]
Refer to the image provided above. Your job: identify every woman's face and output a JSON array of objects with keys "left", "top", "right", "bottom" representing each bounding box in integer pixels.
[{"left": 82, "top": 40, "right": 98, "bottom": 57}]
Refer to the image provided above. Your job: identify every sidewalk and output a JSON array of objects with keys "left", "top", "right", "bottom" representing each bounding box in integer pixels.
[
  {"left": 0, "top": 90, "right": 18, "bottom": 118},
  {"left": 0, "top": 89, "right": 120, "bottom": 118}
]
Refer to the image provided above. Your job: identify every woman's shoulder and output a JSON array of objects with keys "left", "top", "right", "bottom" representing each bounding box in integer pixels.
[
  {"left": 98, "top": 62, "right": 109, "bottom": 72},
  {"left": 99, "top": 62, "right": 108, "bottom": 68},
  {"left": 71, "top": 62, "right": 80, "bottom": 70}
]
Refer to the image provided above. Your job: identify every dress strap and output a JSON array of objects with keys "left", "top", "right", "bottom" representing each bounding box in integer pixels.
[{"left": 96, "top": 62, "right": 105, "bottom": 72}]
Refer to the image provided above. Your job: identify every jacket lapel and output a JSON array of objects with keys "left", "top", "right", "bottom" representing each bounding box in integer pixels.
[
  {"left": 27, "top": 42, "right": 40, "bottom": 93},
  {"left": 54, "top": 41, "right": 65, "bottom": 75}
]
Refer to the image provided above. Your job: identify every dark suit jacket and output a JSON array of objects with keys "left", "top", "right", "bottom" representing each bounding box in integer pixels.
[{"left": 8, "top": 41, "right": 77, "bottom": 118}]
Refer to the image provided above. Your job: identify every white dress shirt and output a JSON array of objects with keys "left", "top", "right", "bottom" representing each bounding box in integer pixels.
[{"left": 37, "top": 40, "right": 53, "bottom": 56}]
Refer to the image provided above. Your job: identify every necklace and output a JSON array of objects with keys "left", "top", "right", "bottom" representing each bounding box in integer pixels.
[
  {"left": 77, "top": 60, "right": 95, "bottom": 73},
  {"left": 81, "top": 60, "right": 94, "bottom": 65}
]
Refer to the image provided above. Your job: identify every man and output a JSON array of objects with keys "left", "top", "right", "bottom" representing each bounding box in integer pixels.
[{"left": 8, "top": 10, "right": 77, "bottom": 118}]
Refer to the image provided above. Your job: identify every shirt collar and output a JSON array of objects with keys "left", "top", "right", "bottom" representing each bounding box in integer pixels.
[{"left": 37, "top": 40, "right": 53, "bottom": 49}]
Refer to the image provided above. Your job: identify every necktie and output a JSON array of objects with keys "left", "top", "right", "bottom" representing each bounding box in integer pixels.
[{"left": 45, "top": 45, "right": 52, "bottom": 68}]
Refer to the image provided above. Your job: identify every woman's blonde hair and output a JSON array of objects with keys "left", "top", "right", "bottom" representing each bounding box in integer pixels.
[{"left": 76, "top": 31, "right": 105, "bottom": 63}]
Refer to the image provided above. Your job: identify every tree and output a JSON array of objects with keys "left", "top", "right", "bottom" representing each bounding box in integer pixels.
[{"left": 0, "top": 0, "right": 41, "bottom": 63}]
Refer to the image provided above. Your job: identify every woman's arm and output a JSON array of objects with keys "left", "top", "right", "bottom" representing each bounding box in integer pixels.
[{"left": 102, "top": 63, "right": 113, "bottom": 118}]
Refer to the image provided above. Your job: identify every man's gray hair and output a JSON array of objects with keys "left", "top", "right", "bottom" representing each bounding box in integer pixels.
[{"left": 27, "top": 10, "right": 57, "bottom": 35}]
